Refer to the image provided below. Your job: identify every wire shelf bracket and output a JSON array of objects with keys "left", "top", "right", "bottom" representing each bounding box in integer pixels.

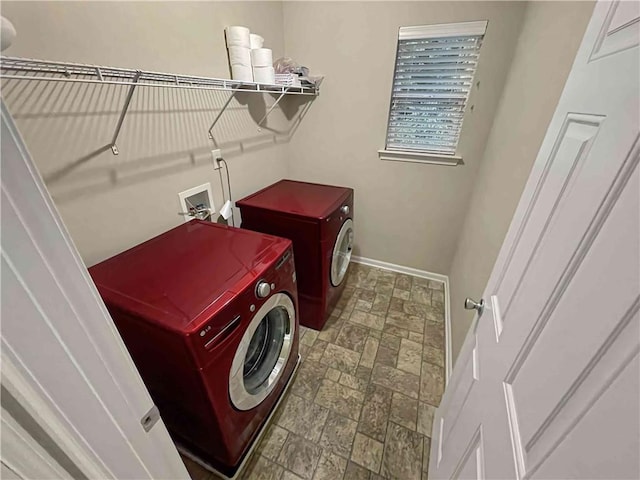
[
  {"left": 208, "top": 91, "right": 236, "bottom": 141},
  {"left": 110, "top": 71, "right": 141, "bottom": 155},
  {"left": 257, "top": 88, "right": 290, "bottom": 131}
]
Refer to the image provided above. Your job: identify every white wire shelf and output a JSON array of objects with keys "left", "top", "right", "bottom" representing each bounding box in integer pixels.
[
  {"left": 0, "top": 56, "right": 318, "bottom": 95},
  {"left": 0, "top": 56, "right": 318, "bottom": 154}
]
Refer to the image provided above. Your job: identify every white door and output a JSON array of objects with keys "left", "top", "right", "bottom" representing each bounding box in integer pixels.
[
  {"left": 0, "top": 101, "right": 189, "bottom": 479},
  {"left": 430, "top": 1, "right": 639, "bottom": 479}
]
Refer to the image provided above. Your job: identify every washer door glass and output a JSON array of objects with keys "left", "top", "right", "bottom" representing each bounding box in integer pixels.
[
  {"left": 229, "top": 293, "right": 295, "bottom": 411},
  {"left": 331, "top": 219, "right": 354, "bottom": 287}
]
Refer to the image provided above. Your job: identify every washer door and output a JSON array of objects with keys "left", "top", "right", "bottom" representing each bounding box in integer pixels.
[
  {"left": 229, "top": 293, "right": 295, "bottom": 411},
  {"left": 331, "top": 218, "right": 354, "bottom": 287}
]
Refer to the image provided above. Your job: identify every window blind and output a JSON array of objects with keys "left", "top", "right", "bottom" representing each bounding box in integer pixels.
[{"left": 385, "top": 22, "right": 486, "bottom": 157}]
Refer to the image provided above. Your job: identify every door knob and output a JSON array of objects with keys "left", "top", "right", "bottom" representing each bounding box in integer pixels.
[{"left": 464, "top": 297, "right": 485, "bottom": 315}]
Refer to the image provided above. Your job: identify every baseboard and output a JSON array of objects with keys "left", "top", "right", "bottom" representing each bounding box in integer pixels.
[
  {"left": 351, "top": 256, "right": 447, "bottom": 283},
  {"left": 443, "top": 276, "right": 452, "bottom": 384},
  {"left": 351, "top": 256, "right": 453, "bottom": 384}
]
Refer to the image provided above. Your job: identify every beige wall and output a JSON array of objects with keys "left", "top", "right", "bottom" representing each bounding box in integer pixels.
[
  {"left": 448, "top": 1, "right": 594, "bottom": 363},
  {"left": 282, "top": 2, "right": 526, "bottom": 273},
  {"left": 2, "top": 2, "right": 593, "bottom": 364},
  {"left": 1, "top": 1, "right": 295, "bottom": 266}
]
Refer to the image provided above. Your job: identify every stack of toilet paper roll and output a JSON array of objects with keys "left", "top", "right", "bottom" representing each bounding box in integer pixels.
[
  {"left": 251, "top": 48, "right": 274, "bottom": 84},
  {"left": 225, "top": 26, "right": 275, "bottom": 84},
  {"left": 225, "top": 26, "right": 253, "bottom": 82},
  {"left": 250, "top": 34, "right": 264, "bottom": 49}
]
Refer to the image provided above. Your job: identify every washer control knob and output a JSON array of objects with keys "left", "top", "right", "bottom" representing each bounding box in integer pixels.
[
  {"left": 256, "top": 281, "right": 271, "bottom": 298},
  {"left": 341, "top": 205, "right": 350, "bottom": 215}
]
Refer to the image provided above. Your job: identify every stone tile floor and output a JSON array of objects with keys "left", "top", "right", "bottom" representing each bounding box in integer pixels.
[{"left": 182, "top": 263, "right": 446, "bottom": 480}]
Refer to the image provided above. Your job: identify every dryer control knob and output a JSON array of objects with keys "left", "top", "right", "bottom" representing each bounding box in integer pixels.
[
  {"left": 341, "top": 205, "right": 350, "bottom": 215},
  {"left": 256, "top": 281, "right": 271, "bottom": 298}
]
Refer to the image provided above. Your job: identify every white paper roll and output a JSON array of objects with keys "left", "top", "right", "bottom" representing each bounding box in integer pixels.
[
  {"left": 252, "top": 66, "right": 275, "bottom": 84},
  {"left": 249, "top": 34, "right": 264, "bottom": 49},
  {"left": 231, "top": 64, "right": 253, "bottom": 82},
  {"left": 1, "top": 17, "right": 17, "bottom": 52},
  {"left": 220, "top": 200, "right": 233, "bottom": 220},
  {"left": 250, "top": 48, "right": 273, "bottom": 68},
  {"left": 225, "top": 26, "right": 250, "bottom": 48},
  {"left": 227, "top": 46, "right": 251, "bottom": 66}
]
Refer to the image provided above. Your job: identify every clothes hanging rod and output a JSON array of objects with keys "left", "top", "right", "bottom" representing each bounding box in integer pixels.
[{"left": 0, "top": 56, "right": 318, "bottom": 96}]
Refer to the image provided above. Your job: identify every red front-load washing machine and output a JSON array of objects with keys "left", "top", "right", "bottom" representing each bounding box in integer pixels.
[
  {"left": 89, "top": 220, "right": 299, "bottom": 478},
  {"left": 237, "top": 180, "right": 354, "bottom": 330}
]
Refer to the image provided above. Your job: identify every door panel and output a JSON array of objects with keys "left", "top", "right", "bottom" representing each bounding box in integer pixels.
[
  {"left": 590, "top": 0, "right": 640, "bottom": 60},
  {"left": 432, "top": 333, "right": 483, "bottom": 478},
  {"left": 431, "top": 2, "right": 639, "bottom": 479},
  {"left": 531, "top": 351, "right": 639, "bottom": 480},
  {"left": 442, "top": 335, "right": 479, "bottom": 449},
  {"left": 511, "top": 165, "right": 639, "bottom": 450},
  {"left": 494, "top": 114, "right": 604, "bottom": 319},
  {"left": 452, "top": 427, "right": 484, "bottom": 480},
  {"left": 506, "top": 163, "right": 639, "bottom": 476}
]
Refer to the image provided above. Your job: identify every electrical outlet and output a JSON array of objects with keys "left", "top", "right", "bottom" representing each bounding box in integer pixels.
[{"left": 211, "top": 149, "right": 222, "bottom": 170}]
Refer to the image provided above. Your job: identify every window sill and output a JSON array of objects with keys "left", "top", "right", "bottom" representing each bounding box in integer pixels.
[{"left": 378, "top": 149, "right": 462, "bottom": 166}]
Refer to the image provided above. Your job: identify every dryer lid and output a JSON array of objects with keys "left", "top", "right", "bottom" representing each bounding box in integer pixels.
[
  {"left": 236, "top": 180, "right": 352, "bottom": 220},
  {"left": 89, "top": 221, "right": 290, "bottom": 332}
]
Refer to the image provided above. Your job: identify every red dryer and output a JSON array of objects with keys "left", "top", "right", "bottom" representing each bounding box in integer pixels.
[
  {"left": 89, "top": 220, "right": 299, "bottom": 478},
  {"left": 237, "top": 180, "right": 354, "bottom": 330}
]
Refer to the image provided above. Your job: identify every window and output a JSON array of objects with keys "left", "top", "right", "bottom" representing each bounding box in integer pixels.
[{"left": 379, "top": 21, "right": 487, "bottom": 165}]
